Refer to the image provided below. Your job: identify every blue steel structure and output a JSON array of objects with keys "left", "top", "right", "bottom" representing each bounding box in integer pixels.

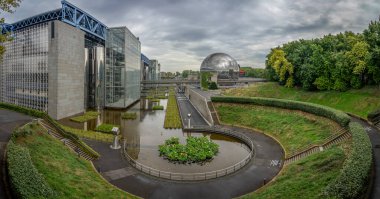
[
  {"left": 141, "top": 53, "right": 150, "bottom": 65},
  {"left": 0, "top": 0, "right": 107, "bottom": 40}
]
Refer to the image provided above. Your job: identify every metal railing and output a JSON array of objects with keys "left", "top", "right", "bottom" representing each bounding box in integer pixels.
[{"left": 122, "top": 126, "right": 255, "bottom": 181}]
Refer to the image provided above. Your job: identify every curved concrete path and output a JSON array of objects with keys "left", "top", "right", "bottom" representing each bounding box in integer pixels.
[
  {"left": 0, "top": 109, "right": 33, "bottom": 199},
  {"left": 85, "top": 126, "right": 284, "bottom": 199}
]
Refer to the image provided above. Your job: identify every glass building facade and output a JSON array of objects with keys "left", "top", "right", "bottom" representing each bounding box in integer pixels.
[
  {"left": 105, "top": 27, "right": 141, "bottom": 108},
  {"left": 1, "top": 2, "right": 145, "bottom": 119},
  {"left": 85, "top": 38, "right": 105, "bottom": 109},
  {"left": 0, "top": 22, "right": 49, "bottom": 111}
]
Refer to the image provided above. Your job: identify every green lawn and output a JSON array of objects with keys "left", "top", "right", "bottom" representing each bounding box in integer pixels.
[
  {"left": 222, "top": 82, "right": 380, "bottom": 118},
  {"left": 215, "top": 103, "right": 340, "bottom": 156},
  {"left": 244, "top": 144, "right": 348, "bottom": 199},
  {"left": 61, "top": 125, "right": 114, "bottom": 143},
  {"left": 164, "top": 90, "right": 182, "bottom": 129},
  {"left": 70, "top": 111, "right": 100, "bottom": 123},
  {"left": 14, "top": 124, "right": 137, "bottom": 199}
]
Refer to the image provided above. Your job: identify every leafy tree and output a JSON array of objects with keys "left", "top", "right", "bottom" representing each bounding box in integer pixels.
[
  {"left": 0, "top": 0, "right": 21, "bottom": 60},
  {"left": 364, "top": 17, "right": 380, "bottom": 87},
  {"left": 267, "top": 49, "right": 294, "bottom": 87}
]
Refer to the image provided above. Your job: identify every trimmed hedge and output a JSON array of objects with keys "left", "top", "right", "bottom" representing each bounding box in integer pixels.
[
  {"left": 7, "top": 141, "right": 55, "bottom": 198},
  {"left": 0, "top": 102, "right": 100, "bottom": 159},
  {"left": 211, "top": 96, "right": 351, "bottom": 127},
  {"left": 322, "top": 122, "right": 372, "bottom": 198},
  {"left": 152, "top": 105, "right": 164, "bottom": 110},
  {"left": 367, "top": 109, "right": 380, "bottom": 122}
]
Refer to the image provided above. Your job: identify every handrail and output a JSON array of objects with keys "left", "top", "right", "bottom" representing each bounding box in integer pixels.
[
  {"left": 122, "top": 126, "right": 255, "bottom": 181},
  {"left": 287, "top": 127, "right": 346, "bottom": 157},
  {"left": 285, "top": 129, "right": 350, "bottom": 161}
]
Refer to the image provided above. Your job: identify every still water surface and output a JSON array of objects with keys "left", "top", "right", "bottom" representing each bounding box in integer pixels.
[{"left": 60, "top": 99, "right": 251, "bottom": 173}]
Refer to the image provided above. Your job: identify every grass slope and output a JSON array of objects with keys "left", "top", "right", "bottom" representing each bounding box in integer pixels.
[
  {"left": 215, "top": 103, "right": 340, "bottom": 155},
  {"left": 244, "top": 144, "right": 348, "bottom": 199},
  {"left": 15, "top": 124, "right": 137, "bottom": 199},
  {"left": 222, "top": 82, "right": 380, "bottom": 118}
]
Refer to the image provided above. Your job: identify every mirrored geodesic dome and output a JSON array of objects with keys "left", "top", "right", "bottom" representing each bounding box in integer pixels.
[
  {"left": 200, "top": 53, "right": 240, "bottom": 82},
  {"left": 200, "top": 53, "right": 240, "bottom": 73}
]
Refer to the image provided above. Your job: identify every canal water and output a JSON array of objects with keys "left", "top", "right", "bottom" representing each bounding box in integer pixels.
[{"left": 60, "top": 99, "right": 251, "bottom": 173}]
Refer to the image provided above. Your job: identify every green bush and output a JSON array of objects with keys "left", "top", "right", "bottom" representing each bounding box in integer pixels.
[
  {"left": 152, "top": 105, "right": 164, "bottom": 110},
  {"left": 208, "top": 81, "right": 218, "bottom": 90},
  {"left": 322, "top": 122, "right": 372, "bottom": 198},
  {"left": 367, "top": 109, "right": 380, "bottom": 121},
  {"left": 211, "top": 96, "right": 351, "bottom": 127},
  {"left": 0, "top": 102, "right": 100, "bottom": 159},
  {"left": 7, "top": 141, "right": 55, "bottom": 199},
  {"left": 121, "top": 112, "right": 137, "bottom": 120},
  {"left": 95, "top": 124, "right": 119, "bottom": 134}
]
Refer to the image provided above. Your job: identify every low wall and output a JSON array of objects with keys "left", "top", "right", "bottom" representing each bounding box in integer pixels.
[{"left": 185, "top": 87, "right": 214, "bottom": 126}]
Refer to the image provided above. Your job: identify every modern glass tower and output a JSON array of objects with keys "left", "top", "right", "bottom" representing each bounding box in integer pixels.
[{"left": 105, "top": 27, "right": 141, "bottom": 108}]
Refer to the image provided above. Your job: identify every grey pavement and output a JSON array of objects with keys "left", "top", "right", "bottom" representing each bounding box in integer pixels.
[
  {"left": 177, "top": 93, "right": 208, "bottom": 127},
  {"left": 85, "top": 125, "right": 284, "bottom": 199},
  {"left": 0, "top": 109, "right": 33, "bottom": 199}
]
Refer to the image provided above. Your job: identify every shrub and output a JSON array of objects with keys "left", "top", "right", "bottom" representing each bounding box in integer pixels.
[
  {"left": 211, "top": 96, "right": 351, "bottom": 127},
  {"left": 121, "top": 112, "right": 137, "bottom": 120},
  {"left": 152, "top": 105, "right": 164, "bottom": 110},
  {"left": 208, "top": 81, "right": 218, "bottom": 90},
  {"left": 158, "top": 136, "right": 219, "bottom": 163},
  {"left": 367, "top": 109, "right": 380, "bottom": 121},
  {"left": 95, "top": 124, "right": 120, "bottom": 134},
  {"left": 7, "top": 141, "right": 55, "bottom": 198},
  {"left": 322, "top": 122, "right": 372, "bottom": 198}
]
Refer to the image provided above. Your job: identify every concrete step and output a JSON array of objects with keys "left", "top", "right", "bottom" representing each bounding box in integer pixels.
[{"left": 39, "top": 120, "right": 96, "bottom": 161}]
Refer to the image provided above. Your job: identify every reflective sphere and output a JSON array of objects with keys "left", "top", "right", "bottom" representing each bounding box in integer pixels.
[{"left": 200, "top": 53, "right": 239, "bottom": 72}]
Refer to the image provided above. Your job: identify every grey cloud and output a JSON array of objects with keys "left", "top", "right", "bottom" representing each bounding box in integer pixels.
[{"left": 2, "top": 0, "right": 379, "bottom": 71}]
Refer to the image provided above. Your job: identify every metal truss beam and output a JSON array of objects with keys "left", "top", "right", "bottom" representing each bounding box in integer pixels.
[
  {"left": 141, "top": 53, "right": 150, "bottom": 66},
  {"left": 0, "top": 23, "right": 13, "bottom": 34},
  {"left": 61, "top": 0, "right": 107, "bottom": 40},
  {"left": 11, "top": 9, "right": 62, "bottom": 31},
  {"left": 0, "top": 1, "right": 107, "bottom": 41}
]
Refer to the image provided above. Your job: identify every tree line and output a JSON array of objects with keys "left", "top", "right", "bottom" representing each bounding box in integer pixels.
[{"left": 266, "top": 17, "right": 380, "bottom": 91}]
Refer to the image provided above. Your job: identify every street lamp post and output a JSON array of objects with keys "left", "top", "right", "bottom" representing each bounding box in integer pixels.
[{"left": 187, "top": 113, "right": 192, "bottom": 128}]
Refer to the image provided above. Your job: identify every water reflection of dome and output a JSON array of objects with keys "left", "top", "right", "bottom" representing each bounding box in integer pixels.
[{"left": 200, "top": 53, "right": 239, "bottom": 73}]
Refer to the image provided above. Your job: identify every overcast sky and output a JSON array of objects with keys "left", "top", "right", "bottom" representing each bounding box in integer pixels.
[{"left": 2, "top": 0, "right": 380, "bottom": 72}]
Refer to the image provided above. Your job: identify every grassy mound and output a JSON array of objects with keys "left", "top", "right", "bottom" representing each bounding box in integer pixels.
[
  {"left": 222, "top": 82, "right": 380, "bottom": 118},
  {"left": 10, "top": 123, "right": 136, "bottom": 198},
  {"left": 215, "top": 103, "right": 340, "bottom": 155}
]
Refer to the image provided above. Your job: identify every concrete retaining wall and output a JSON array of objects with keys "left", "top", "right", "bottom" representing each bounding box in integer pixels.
[{"left": 185, "top": 87, "right": 214, "bottom": 126}]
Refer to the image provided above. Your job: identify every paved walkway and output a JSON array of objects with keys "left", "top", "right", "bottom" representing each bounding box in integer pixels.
[
  {"left": 0, "top": 110, "right": 32, "bottom": 199},
  {"left": 351, "top": 117, "right": 380, "bottom": 198},
  {"left": 85, "top": 125, "right": 284, "bottom": 199},
  {"left": 176, "top": 93, "right": 208, "bottom": 127}
]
